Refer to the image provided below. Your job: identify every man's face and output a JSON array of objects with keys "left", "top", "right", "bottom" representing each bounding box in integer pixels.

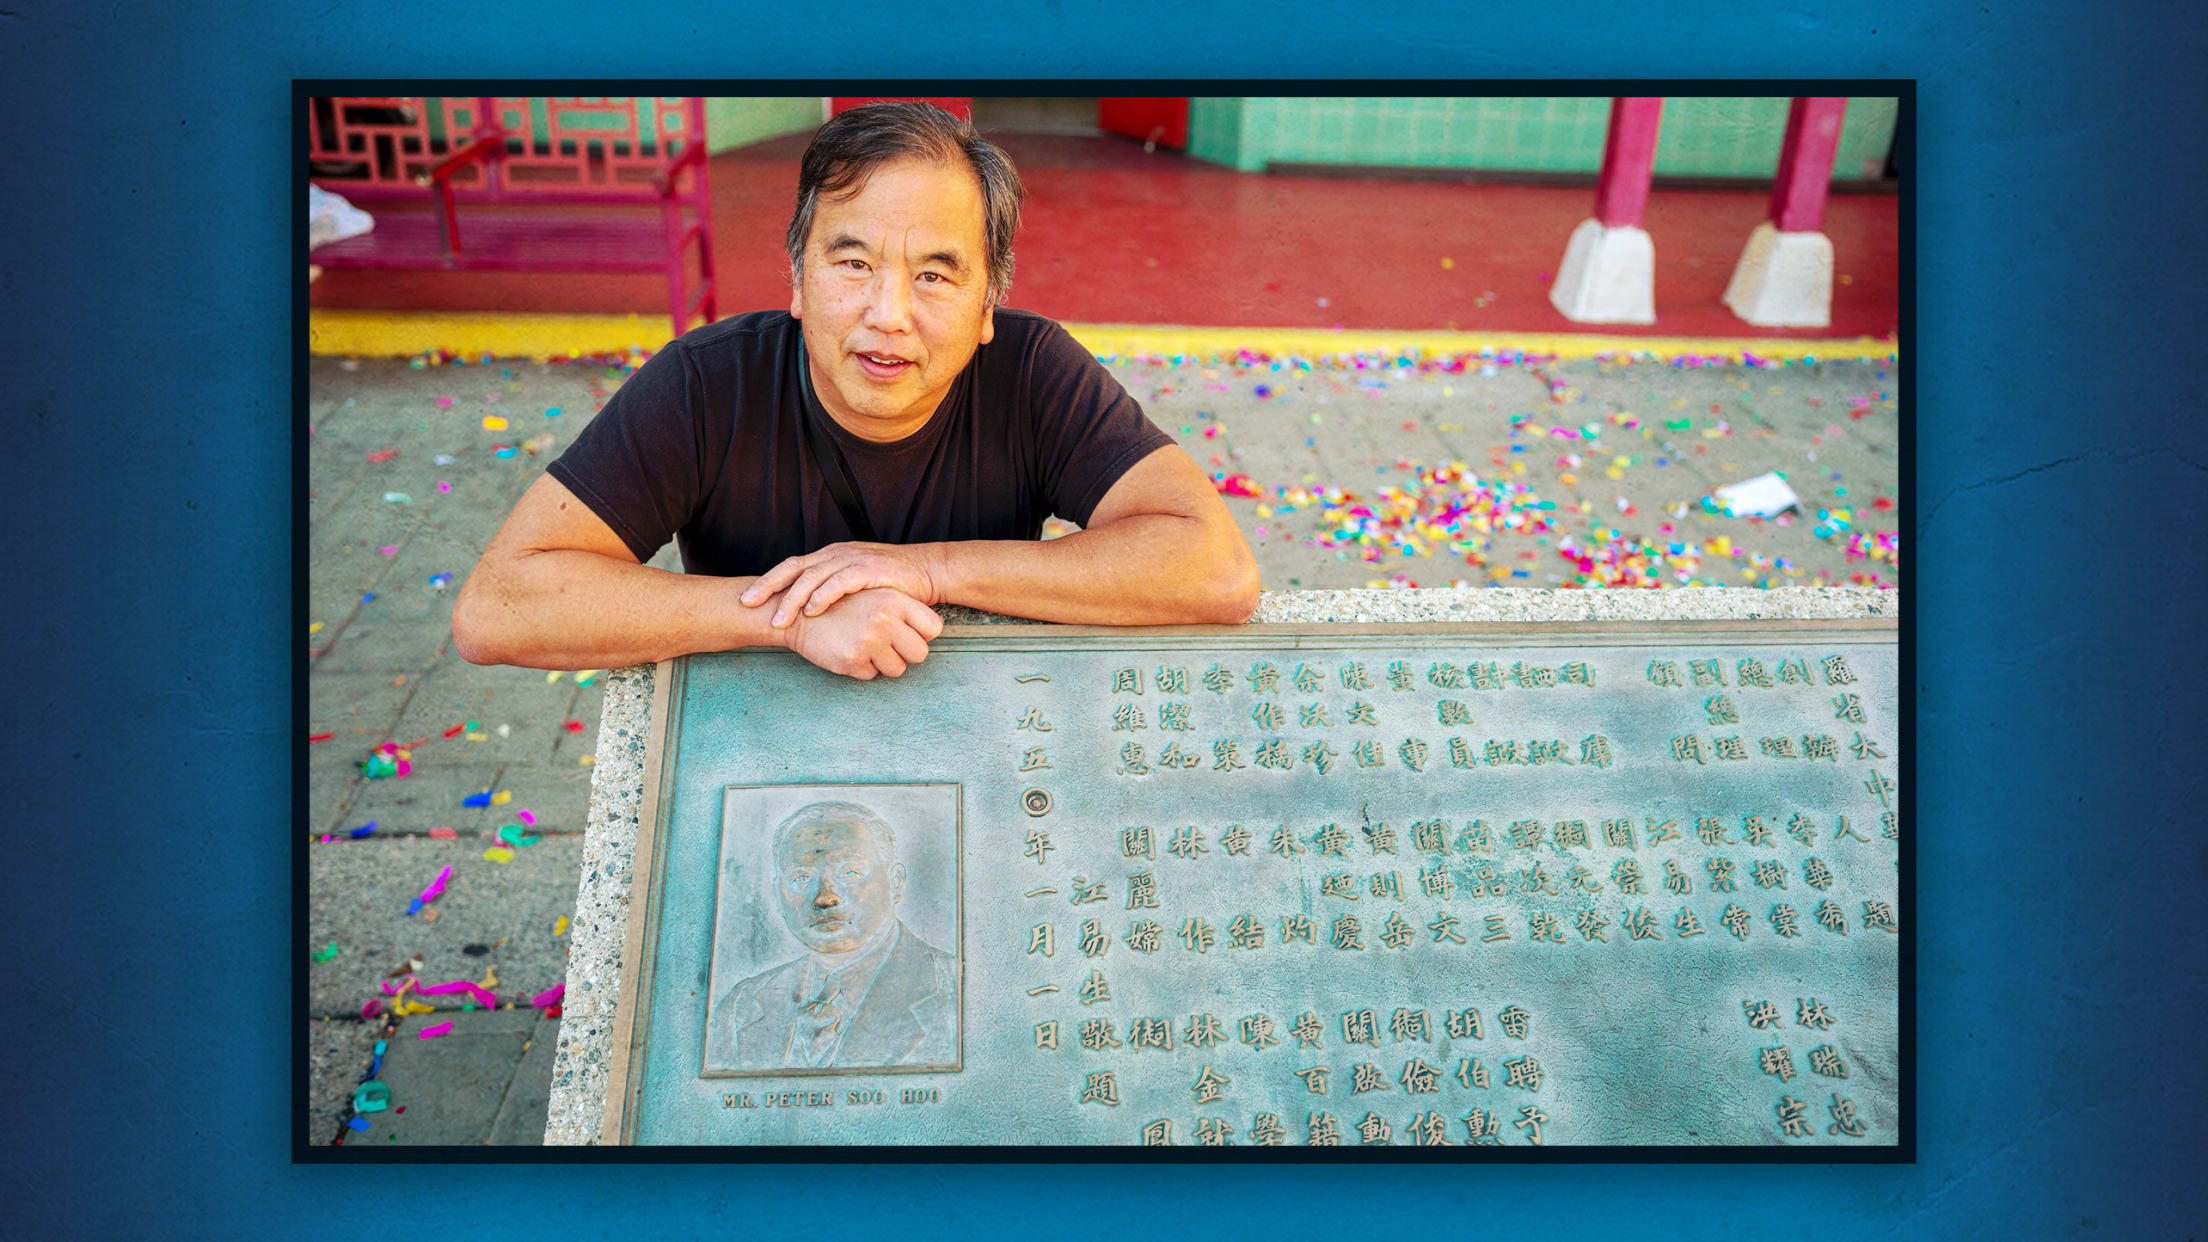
[
  {"left": 774, "top": 818, "right": 901, "bottom": 954},
  {"left": 790, "top": 155, "right": 996, "bottom": 440}
]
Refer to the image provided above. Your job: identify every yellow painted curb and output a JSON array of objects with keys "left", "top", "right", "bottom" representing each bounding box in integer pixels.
[
  {"left": 309, "top": 311, "right": 673, "bottom": 360},
  {"left": 308, "top": 309, "right": 1897, "bottom": 364}
]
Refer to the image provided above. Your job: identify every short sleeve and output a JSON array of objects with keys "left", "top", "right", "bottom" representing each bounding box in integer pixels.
[
  {"left": 1022, "top": 320, "right": 1176, "bottom": 528},
  {"left": 544, "top": 340, "right": 707, "bottom": 562}
]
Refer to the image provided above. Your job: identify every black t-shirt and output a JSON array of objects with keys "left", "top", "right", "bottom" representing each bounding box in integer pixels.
[{"left": 545, "top": 308, "right": 1175, "bottom": 577}]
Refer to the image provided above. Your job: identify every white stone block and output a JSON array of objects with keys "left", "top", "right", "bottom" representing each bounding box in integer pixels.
[
  {"left": 1723, "top": 220, "right": 1834, "bottom": 328},
  {"left": 1548, "top": 218, "right": 1656, "bottom": 325}
]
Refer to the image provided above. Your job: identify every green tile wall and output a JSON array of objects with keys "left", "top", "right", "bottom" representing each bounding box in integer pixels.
[
  {"left": 1187, "top": 98, "right": 1248, "bottom": 171},
  {"left": 704, "top": 98, "right": 825, "bottom": 152},
  {"left": 1189, "top": 97, "right": 1898, "bottom": 180}
]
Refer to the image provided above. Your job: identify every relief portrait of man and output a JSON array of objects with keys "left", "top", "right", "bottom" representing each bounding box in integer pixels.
[{"left": 705, "top": 800, "right": 959, "bottom": 1073}]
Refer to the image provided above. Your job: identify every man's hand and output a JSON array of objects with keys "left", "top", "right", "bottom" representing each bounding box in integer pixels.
[
  {"left": 777, "top": 585, "right": 944, "bottom": 679},
  {"left": 741, "top": 541, "right": 947, "bottom": 628}
]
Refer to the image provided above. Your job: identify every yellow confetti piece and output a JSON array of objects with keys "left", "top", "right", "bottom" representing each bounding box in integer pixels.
[
  {"left": 1439, "top": 257, "right": 1454, "bottom": 269},
  {"left": 574, "top": 668, "right": 602, "bottom": 686},
  {"left": 578, "top": 755, "right": 595, "bottom": 765},
  {"left": 483, "top": 846, "right": 516, "bottom": 863},
  {"left": 554, "top": 916, "right": 569, "bottom": 937},
  {"left": 480, "top": 964, "right": 499, "bottom": 989},
  {"left": 465, "top": 731, "right": 488, "bottom": 741},
  {"left": 1558, "top": 473, "right": 1578, "bottom": 485},
  {"left": 546, "top": 670, "right": 564, "bottom": 683},
  {"left": 490, "top": 790, "right": 513, "bottom": 805},
  {"left": 308, "top": 622, "right": 324, "bottom": 634},
  {"left": 483, "top": 415, "right": 508, "bottom": 430},
  {"left": 1605, "top": 467, "right": 1624, "bottom": 480},
  {"left": 400, "top": 999, "right": 435, "bottom": 1016}
]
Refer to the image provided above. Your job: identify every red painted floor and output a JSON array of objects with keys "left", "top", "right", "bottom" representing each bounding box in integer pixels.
[{"left": 311, "top": 132, "right": 1900, "bottom": 341}]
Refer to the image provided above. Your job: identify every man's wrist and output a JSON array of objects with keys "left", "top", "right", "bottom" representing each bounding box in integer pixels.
[
  {"left": 922, "top": 541, "right": 958, "bottom": 609},
  {"left": 730, "top": 577, "right": 796, "bottom": 649}
]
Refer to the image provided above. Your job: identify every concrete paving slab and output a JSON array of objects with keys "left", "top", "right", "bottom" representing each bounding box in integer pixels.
[
  {"left": 306, "top": 1018, "right": 380, "bottom": 1146},
  {"left": 305, "top": 669, "right": 413, "bottom": 745},
  {"left": 490, "top": 1012, "right": 563, "bottom": 1144},
  {"left": 305, "top": 765, "right": 365, "bottom": 839},
  {"left": 386, "top": 662, "right": 591, "bottom": 770},
  {"left": 331, "top": 1008, "right": 557, "bottom": 1147},
  {"left": 478, "top": 764, "right": 599, "bottom": 833},
  {"left": 307, "top": 833, "right": 581, "bottom": 1014}
]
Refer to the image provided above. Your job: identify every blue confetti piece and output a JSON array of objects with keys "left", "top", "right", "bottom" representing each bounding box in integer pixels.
[
  {"left": 462, "top": 792, "right": 492, "bottom": 808},
  {"left": 349, "top": 821, "right": 378, "bottom": 839},
  {"left": 347, "top": 1116, "right": 371, "bottom": 1131},
  {"left": 544, "top": 406, "right": 563, "bottom": 418},
  {"left": 361, "top": 592, "right": 377, "bottom": 603}
]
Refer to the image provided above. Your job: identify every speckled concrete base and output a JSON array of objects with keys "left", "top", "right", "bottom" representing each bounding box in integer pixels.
[{"left": 543, "top": 586, "right": 1893, "bottom": 1144}]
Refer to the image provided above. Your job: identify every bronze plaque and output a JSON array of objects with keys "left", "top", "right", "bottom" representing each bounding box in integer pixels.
[{"left": 605, "top": 621, "right": 1902, "bottom": 1150}]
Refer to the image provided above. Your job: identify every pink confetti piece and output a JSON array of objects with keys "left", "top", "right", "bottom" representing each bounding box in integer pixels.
[
  {"left": 418, "top": 1022, "right": 454, "bottom": 1039},
  {"left": 435, "top": 396, "right": 454, "bottom": 408},
  {"left": 418, "top": 865, "right": 452, "bottom": 904},
  {"left": 515, "top": 809, "right": 537, "bottom": 827},
  {"left": 361, "top": 999, "right": 384, "bottom": 1019},
  {"left": 378, "top": 546, "right": 398, "bottom": 556},
  {"left": 531, "top": 983, "right": 565, "bottom": 1009},
  {"left": 417, "top": 979, "right": 498, "bottom": 1009},
  {"left": 428, "top": 826, "right": 458, "bottom": 839}
]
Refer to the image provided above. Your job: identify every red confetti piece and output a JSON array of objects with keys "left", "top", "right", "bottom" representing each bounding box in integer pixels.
[
  {"left": 366, "top": 449, "right": 399, "bottom": 463},
  {"left": 308, "top": 732, "right": 334, "bottom": 744},
  {"left": 563, "top": 720, "right": 585, "bottom": 734}
]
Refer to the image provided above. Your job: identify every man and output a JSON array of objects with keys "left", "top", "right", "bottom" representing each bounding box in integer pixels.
[
  {"left": 452, "top": 102, "right": 1258, "bottom": 679},
  {"left": 705, "top": 801, "right": 957, "bottom": 1072}
]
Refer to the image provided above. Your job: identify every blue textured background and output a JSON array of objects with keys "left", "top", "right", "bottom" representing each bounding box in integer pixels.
[{"left": 8, "top": 0, "right": 2203, "bottom": 1235}]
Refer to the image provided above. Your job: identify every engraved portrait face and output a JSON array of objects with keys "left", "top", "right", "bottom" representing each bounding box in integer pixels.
[{"left": 773, "top": 810, "right": 905, "bottom": 955}]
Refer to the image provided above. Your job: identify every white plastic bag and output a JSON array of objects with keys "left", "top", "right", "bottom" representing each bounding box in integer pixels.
[
  {"left": 1705, "top": 472, "right": 1802, "bottom": 518},
  {"left": 308, "top": 184, "right": 375, "bottom": 250}
]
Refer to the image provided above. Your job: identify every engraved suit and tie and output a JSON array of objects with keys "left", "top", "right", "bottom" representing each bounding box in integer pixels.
[{"left": 705, "top": 801, "right": 959, "bottom": 1073}]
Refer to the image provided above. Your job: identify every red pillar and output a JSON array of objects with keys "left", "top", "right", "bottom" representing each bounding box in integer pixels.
[
  {"left": 1768, "top": 97, "right": 1849, "bottom": 232},
  {"left": 1592, "top": 98, "right": 1665, "bottom": 228}
]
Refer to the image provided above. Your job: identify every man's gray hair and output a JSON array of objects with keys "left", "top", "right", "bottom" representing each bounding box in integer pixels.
[
  {"left": 771, "top": 800, "right": 899, "bottom": 862},
  {"left": 785, "top": 101, "right": 1025, "bottom": 305}
]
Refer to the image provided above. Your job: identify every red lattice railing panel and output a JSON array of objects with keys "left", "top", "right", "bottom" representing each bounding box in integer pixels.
[{"left": 485, "top": 97, "right": 701, "bottom": 196}]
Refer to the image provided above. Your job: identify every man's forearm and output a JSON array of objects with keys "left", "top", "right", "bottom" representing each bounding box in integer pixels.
[
  {"left": 932, "top": 513, "right": 1259, "bottom": 626},
  {"left": 452, "top": 550, "right": 781, "bottom": 670}
]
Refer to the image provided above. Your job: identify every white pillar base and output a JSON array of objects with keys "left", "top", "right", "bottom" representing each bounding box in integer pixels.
[
  {"left": 1723, "top": 221, "right": 1834, "bottom": 328},
  {"left": 1548, "top": 218, "right": 1656, "bottom": 325}
]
